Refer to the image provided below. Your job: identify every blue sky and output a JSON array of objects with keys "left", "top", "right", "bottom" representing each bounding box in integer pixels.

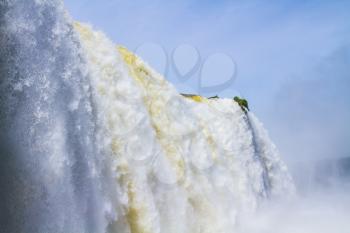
[{"left": 64, "top": 0, "right": 350, "bottom": 163}]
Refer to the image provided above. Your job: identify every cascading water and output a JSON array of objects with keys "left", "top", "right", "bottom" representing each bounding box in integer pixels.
[
  {"left": 0, "top": 1, "right": 295, "bottom": 233},
  {"left": 0, "top": 1, "right": 118, "bottom": 232}
]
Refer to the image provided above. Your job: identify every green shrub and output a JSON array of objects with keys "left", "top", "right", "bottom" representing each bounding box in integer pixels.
[{"left": 233, "top": 96, "right": 249, "bottom": 113}]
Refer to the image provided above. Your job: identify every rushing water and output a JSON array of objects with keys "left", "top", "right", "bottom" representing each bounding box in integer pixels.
[{"left": 0, "top": 1, "right": 295, "bottom": 233}]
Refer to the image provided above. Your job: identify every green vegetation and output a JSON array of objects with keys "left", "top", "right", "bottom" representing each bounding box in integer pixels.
[
  {"left": 181, "top": 94, "right": 250, "bottom": 113},
  {"left": 208, "top": 95, "right": 219, "bottom": 99},
  {"left": 181, "top": 93, "right": 197, "bottom": 98},
  {"left": 233, "top": 96, "right": 249, "bottom": 113}
]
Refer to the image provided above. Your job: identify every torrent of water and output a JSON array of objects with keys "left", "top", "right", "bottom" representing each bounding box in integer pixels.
[{"left": 0, "top": 1, "right": 294, "bottom": 233}]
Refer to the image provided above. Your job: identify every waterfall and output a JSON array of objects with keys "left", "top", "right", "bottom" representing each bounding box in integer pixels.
[{"left": 0, "top": 1, "right": 294, "bottom": 233}]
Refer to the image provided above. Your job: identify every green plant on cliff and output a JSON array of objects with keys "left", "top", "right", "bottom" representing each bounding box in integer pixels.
[
  {"left": 233, "top": 96, "right": 249, "bottom": 113},
  {"left": 208, "top": 95, "right": 219, "bottom": 99}
]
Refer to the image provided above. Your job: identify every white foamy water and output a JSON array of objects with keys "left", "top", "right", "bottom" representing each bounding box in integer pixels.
[{"left": 0, "top": 1, "right": 297, "bottom": 233}]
